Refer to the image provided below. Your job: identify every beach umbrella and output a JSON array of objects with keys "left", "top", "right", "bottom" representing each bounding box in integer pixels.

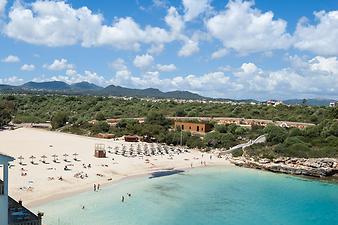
[
  {"left": 73, "top": 153, "right": 79, "bottom": 161},
  {"left": 41, "top": 155, "right": 47, "bottom": 163},
  {"left": 18, "top": 156, "right": 24, "bottom": 165},
  {"left": 52, "top": 154, "right": 58, "bottom": 162},
  {"left": 29, "top": 155, "right": 36, "bottom": 164},
  {"left": 63, "top": 154, "right": 69, "bottom": 161}
]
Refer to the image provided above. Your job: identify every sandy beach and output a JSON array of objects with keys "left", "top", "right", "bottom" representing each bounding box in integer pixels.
[{"left": 0, "top": 128, "right": 228, "bottom": 207}]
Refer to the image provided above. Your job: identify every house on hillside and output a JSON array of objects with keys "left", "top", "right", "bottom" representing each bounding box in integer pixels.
[{"left": 174, "top": 121, "right": 212, "bottom": 134}]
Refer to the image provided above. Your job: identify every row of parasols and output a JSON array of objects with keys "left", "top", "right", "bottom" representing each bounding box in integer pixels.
[{"left": 16, "top": 153, "right": 80, "bottom": 165}]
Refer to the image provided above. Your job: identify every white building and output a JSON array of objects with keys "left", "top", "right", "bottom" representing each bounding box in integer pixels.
[
  {"left": 0, "top": 153, "right": 14, "bottom": 225},
  {"left": 0, "top": 153, "right": 41, "bottom": 225}
]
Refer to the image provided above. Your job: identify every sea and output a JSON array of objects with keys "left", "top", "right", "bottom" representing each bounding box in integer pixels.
[{"left": 33, "top": 166, "right": 338, "bottom": 225}]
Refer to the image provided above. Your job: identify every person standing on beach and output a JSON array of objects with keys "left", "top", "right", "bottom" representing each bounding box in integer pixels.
[
  {"left": 94, "top": 184, "right": 96, "bottom": 192},
  {"left": 97, "top": 184, "right": 100, "bottom": 190}
]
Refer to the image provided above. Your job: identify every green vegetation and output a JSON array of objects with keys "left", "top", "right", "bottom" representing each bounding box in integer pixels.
[
  {"left": 0, "top": 94, "right": 336, "bottom": 124},
  {"left": 244, "top": 120, "right": 338, "bottom": 158},
  {"left": 0, "top": 94, "right": 337, "bottom": 158}
]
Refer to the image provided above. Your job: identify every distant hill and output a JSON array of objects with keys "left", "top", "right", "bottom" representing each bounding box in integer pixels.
[
  {"left": 100, "top": 85, "right": 205, "bottom": 99},
  {"left": 70, "top": 82, "right": 103, "bottom": 91},
  {"left": 283, "top": 99, "right": 336, "bottom": 106},
  {"left": 0, "top": 81, "right": 207, "bottom": 100},
  {"left": 21, "top": 81, "right": 71, "bottom": 91}
]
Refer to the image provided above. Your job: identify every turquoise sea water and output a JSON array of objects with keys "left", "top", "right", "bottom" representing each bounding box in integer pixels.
[{"left": 34, "top": 167, "right": 338, "bottom": 225}]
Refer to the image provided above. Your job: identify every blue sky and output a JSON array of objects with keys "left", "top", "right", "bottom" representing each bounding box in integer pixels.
[{"left": 0, "top": 0, "right": 337, "bottom": 100}]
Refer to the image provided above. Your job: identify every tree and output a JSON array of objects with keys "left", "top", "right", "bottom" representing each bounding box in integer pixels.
[
  {"left": 263, "top": 124, "right": 287, "bottom": 144},
  {"left": 0, "top": 101, "right": 14, "bottom": 127},
  {"left": 51, "top": 112, "right": 69, "bottom": 129},
  {"left": 145, "top": 112, "right": 170, "bottom": 127},
  {"left": 95, "top": 112, "right": 106, "bottom": 121}
]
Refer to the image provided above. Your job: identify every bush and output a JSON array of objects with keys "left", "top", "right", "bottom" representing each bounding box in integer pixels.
[
  {"left": 51, "top": 112, "right": 69, "bottom": 129},
  {"left": 264, "top": 124, "right": 287, "bottom": 144}
]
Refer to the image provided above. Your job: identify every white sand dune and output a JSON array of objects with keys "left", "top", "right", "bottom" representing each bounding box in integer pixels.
[{"left": 0, "top": 128, "right": 228, "bottom": 207}]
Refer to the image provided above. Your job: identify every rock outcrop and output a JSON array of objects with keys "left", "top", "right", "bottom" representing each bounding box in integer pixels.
[{"left": 230, "top": 157, "right": 338, "bottom": 177}]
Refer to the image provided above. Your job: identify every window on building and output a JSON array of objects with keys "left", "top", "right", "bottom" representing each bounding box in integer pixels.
[{"left": 197, "top": 126, "right": 200, "bottom": 132}]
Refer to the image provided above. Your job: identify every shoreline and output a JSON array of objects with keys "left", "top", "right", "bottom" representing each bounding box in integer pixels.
[{"left": 28, "top": 163, "right": 231, "bottom": 208}]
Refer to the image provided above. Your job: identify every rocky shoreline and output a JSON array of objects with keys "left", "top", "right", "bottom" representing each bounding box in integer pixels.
[{"left": 229, "top": 157, "right": 338, "bottom": 178}]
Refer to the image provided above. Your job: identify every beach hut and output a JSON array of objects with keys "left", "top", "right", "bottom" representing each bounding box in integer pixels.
[{"left": 94, "top": 144, "right": 106, "bottom": 158}]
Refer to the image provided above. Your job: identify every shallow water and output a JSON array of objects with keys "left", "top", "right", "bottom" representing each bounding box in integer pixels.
[{"left": 34, "top": 167, "right": 338, "bottom": 225}]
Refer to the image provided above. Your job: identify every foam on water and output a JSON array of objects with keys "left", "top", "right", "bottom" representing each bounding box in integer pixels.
[{"left": 34, "top": 167, "right": 338, "bottom": 225}]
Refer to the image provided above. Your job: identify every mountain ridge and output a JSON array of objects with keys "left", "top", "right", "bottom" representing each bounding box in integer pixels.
[{"left": 0, "top": 81, "right": 206, "bottom": 100}]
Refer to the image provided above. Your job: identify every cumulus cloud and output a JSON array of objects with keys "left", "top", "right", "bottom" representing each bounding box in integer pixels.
[
  {"left": 206, "top": 0, "right": 292, "bottom": 54},
  {"left": 0, "top": 76, "right": 24, "bottom": 85},
  {"left": 3, "top": 1, "right": 176, "bottom": 50},
  {"left": 21, "top": 64, "right": 35, "bottom": 71},
  {"left": 38, "top": 70, "right": 107, "bottom": 86},
  {"left": 133, "top": 54, "right": 154, "bottom": 69},
  {"left": 211, "top": 48, "right": 228, "bottom": 59},
  {"left": 43, "top": 59, "right": 74, "bottom": 71},
  {"left": 294, "top": 10, "right": 338, "bottom": 55},
  {"left": 2, "top": 55, "right": 20, "bottom": 63},
  {"left": 156, "top": 64, "right": 177, "bottom": 72},
  {"left": 183, "top": 0, "right": 211, "bottom": 21},
  {"left": 178, "top": 39, "right": 199, "bottom": 57},
  {"left": 110, "top": 58, "right": 128, "bottom": 71},
  {"left": 29, "top": 55, "right": 338, "bottom": 99}
]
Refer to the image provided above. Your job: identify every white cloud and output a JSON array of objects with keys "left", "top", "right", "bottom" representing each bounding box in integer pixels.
[
  {"left": 165, "top": 7, "right": 185, "bottom": 35},
  {"left": 147, "top": 44, "right": 165, "bottom": 55},
  {"left": 20, "top": 64, "right": 35, "bottom": 71},
  {"left": 294, "top": 10, "right": 338, "bottom": 55},
  {"left": 110, "top": 58, "right": 127, "bottom": 71},
  {"left": 133, "top": 54, "right": 154, "bottom": 69},
  {"left": 4, "top": 1, "right": 174, "bottom": 50},
  {"left": 178, "top": 39, "right": 199, "bottom": 57},
  {"left": 28, "top": 55, "right": 338, "bottom": 99},
  {"left": 183, "top": 0, "right": 210, "bottom": 21},
  {"left": 211, "top": 48, "right": 228, "bottom": 59},
  {"left": 157, "top": 64, "right": 177, "bottom": 72},
  {"left": 206, "top": 0, "right": 291, "bottom": 54},
  {"left": 0, "top": 0, "right": 7, "bottom": 15},
  {"left": 308, "top": 56, "right": 338, "bottom": 74},
  {"left": 51, "top": 70, "right": 107, "bottom": 86},
  {"left": 2, "top": 55, "right": 20, "bottom": 63},
  {"left": 0, "top": 76, "right": 24, "bottom": 85},
  {"left": 240, "top": 63, "right": 258, "bottom": 74},
  {"left": 43, "top": 59, "right": 74, "bottom": 71},
  {"left": 65, "top": 69, "right": 77, "bottom": 76}
]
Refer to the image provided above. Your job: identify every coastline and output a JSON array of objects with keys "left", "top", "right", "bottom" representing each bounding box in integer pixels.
[
  {"left": 0, "top": 127, "right": 231, "bottom": 208},
  {"left": 28, "top": 163, "right": 231, "bottom": 208}
]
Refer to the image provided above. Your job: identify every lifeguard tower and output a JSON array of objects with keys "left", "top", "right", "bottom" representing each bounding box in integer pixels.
[{"left": 94, "top": 144, "right": 106, "bottom": 158}]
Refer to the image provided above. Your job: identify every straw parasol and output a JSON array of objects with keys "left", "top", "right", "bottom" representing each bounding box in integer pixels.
[
  {"left": 52, "top": 154, "right": 58, "bottom": 162},
  {"left": 18, "top": 156, "right": 24, "bottom": 165},
  {"left": 73, "top": 153, "right": 79, "bottom": 161},
  {"left": 63, "top": 153, "right": 69, "bottom": 161},
  {"left": 29, "top": 155, "right": 36, "bottom": 164},
  {"left": 41, "top": 155, "right": 47, "bottom": 163}
]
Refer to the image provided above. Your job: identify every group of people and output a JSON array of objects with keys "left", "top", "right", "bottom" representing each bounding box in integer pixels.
[
  {"left": 121, "top": 193, "right": 132, "bottom": 203},
  {"left": 93, "top": 183, "right": 101, "bottom": 191}
]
